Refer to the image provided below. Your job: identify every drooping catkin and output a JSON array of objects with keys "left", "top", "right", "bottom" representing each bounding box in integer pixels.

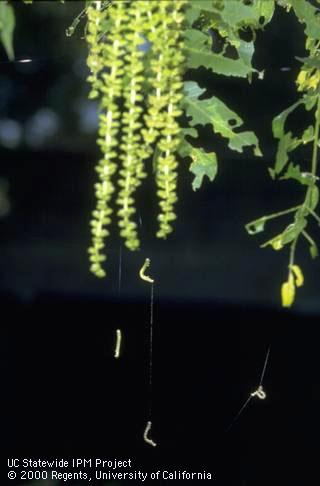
[
  {"left": 155, "top": 1, "right": 186, "bottom": 239},
  {"left": 87, "top": 1, "right": 128, "bottom": 277},
  {"left": 116, "top": 0, "right": 148, "bottom": 251},
  {"left": 86, "top": 1, "right": 104, "bottom": 100},
  {"left": 86, "top": 0, "right": 187, "bottom": 277},
  {"left": 140, "top": 3, "right": 170, "bottom": 150}
]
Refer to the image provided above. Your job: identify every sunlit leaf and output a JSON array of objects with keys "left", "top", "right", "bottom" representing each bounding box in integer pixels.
[
  {"left": 189, "top": 147, "right": 218, "bottom": 191},
  {"left": 0, "top": 1, "right": 15, "bottom": 60},
  {"left": 309, "top": 242, "right": 319, "bottom": 259},
  {"left": 183, "top": 81, "right": 261, "bottom": 156},
  {"left": 261, "top": 217, "right": 307, "bottom": 250},
  {"left": 185, "top": 0, "right": 219, "bottom": 26},
  {"left": 272, "top": 100, "right": 304, "bottom": 139},
  {"left": 272, "top": 100, "right": 305, "bottom": 175},
  {"left": 275, "top": 132, "right": 300, "bottom": 175},
  {"left": 281, "top": 274, "right": 295, "bottom": 308},
  {"left": 290, "top": 0, "right": 320, "bottom": 40},
  {"left": 305, "top": 185, "right": 319, "bottom": 211},
  {"left": 302, "top": 125, "right": 314, "bottom": 144},
  {"left": 290, "top": 264, "right": 304, "bottom": 287},
  {"left": 220, "top": 0, "right": 275, "bottom": 29},
  {"left": 296, "top": 55, "right": 320, "bottom": 70},
  {"left": 283, "top": 216, "right": 307, "bottom": 244},
  {"left": 245, "top": 217, "right": 266, "bottom": 235},
  {"left": 184, "top": 29, "right": 254, "bottom": 78},
  {"left": 178, "top": 136, "right": 218, "bottom": 190},
  {"left": 280, "top": 163, "right": 317, "bottom": 186},
  {"left": 261, "top": 233, "right": 284, "bottom": 250}
]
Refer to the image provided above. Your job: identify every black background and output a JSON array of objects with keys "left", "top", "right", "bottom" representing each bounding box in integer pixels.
[{"left": 1, "top": 2, "right": 320, "bottom": 485}]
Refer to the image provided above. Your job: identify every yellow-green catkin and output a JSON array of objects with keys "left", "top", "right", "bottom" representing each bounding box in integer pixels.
[
  {"left": 116, "top": 0, "right": 148, "bottom": 251},
  {"left": 155, "top": 1, "right": 186, "bottom": 239},
  {"left": 140, "top": 3, "right": 171, "bottom": 152},
  {"left": 87, "top": 0, "right": 187, "bottom": 277},
  {"left": 86, "top": 1, "right": 104, "bottom": 100},
  {"left": 88, "top": 1, "right": 128, "bottom": 277}
]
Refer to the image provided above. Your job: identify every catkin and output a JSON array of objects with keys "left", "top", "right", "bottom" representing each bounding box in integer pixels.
[
  {"left": 155, "top": 1, "right": 186, "bottom": 239},
  {"left": 116, "top": 1, "right": 148, "bottom": 251},
  {"left": 87, "top": 0, "right": 187, "bottom": 276},
  {"left": 88, "top": 1, "right": 128, "bottom": 277},
  {"left": 86, "top": 1, "right": 104, "bottom": 100}
]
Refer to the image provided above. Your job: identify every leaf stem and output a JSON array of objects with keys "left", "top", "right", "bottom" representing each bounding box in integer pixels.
[
  {"left": 263, "top": 205, "right": 301, "bottom": 221},
  {"left": 246, "top": 205, "right": 301, "bottom": 233},
  {"left": 289, "top": 237, "right": 297, "bottom": 274},
  {"left": 305, "top": 206, "right": 320, "bottom": 225},
  {"left": 311, "top": 94, "right": 320, "bottom": 176},
  {"left": 302, "top": 229, "right": 316, "bottom": 247},
  {"left": 288, "top": 93, "right": 320, "bottom": 275},
  {"left": 301, "top": 93, "right": 320, "bottom": 218}
]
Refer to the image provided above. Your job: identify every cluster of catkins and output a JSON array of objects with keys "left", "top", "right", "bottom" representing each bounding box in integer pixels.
[{"left": 86, "top": 0, "right": 186, "bottom": 277}]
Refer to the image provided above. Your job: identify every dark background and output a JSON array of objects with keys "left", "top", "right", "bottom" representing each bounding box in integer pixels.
[{"left": 1, "top": 1, "right": 320, "bottom": 485}]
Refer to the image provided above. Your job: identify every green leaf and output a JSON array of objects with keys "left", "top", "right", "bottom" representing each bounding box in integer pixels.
[
  {"left": 66, "top": 6, "right": 88, "bottom": 37},
  {"left": 0, "top": 1, "right": 15, "bottom": 61},
  {"left": 183, "top": 81, "right": 261, "bottom": 156},
  {"left": 282, "top": 217, "right": 307, "bottom": 245},
  {"left": 178, "top": 135, "right": 218, "bottom": 190},
  {"left": 185, "top": 0, "right": 275, "bottom": 31},
  {"left": 177, "top": 128, "right": 198, "bottom": 158},
  {"left": 261, "top": 209, "right": 308, "bottom": 250},
  {"left": 237, "top": 38, "right": 255, "bottom": 71},
  {"left": 279, "top": 163, "right": 302, "bottom": 183},
  {"left": 188, "top": 0, "right": 218, "bottom": 13},
  {"left": 184, "top": 81, "right": 206, "bottom": 100},
  {"left": 305, "top": 185, "right": 319, "bottom": 212},
  {"left": 261, "top": 217, "right": 307, "bottom": 250},
  {"left": 303, "top": 229, "right": 319, "bottom": 259},
  {"left": 272, "top": 100, "right": 303, "bottom": 139},
  {"left": 302, "top": 125, "right": 314, "bottom": 144},
  {"left": 220, "top": 0, "right": 275, "bottom": 29},
  {"left": 185, "top": 0, "right": 219, "bottom": 26},
  {"left": 184, "top": 0, "right": 274, "bottom": 79},
  {"left": 184, "top": 29, "right": 254, "bottom": 78},
  {"left": 296, "top": 55, "right": 320, "bottom": 70},
  {"left": 310, "top": 242, "right": 318, "bottom": 259},
  {"left": 66, "top": 17, "right": 81, "bottom": 37},
  {"left": 181, "top": 127, "right": 198, "bottom": 139},
  {"left": 245, "top": 216, "right": 267, "bottom": 235},
  {"left": 275, "top": 132, "right": 300, "bottom": 174},
  {"left": 304, "top": 92, "right": 318, "bottom": 111},
  {"left": 178, "top": 131, "right": 218, "bottom": 190},
  {"left": 256, "top": 0, "right": 276, "bottom": 26},
  {"left": 189, "top": 147, "right": 218, "bottom": 191},
  {"left": 290, "top": 0, "right": 320, "bottom": 40},
  {"left": 272, "top": 100, "right": 305, "bottom": 175},
  {"left": 280, "top": 162, "right": 318, "bottom": 186},
  {"left": 260, "top": 233, "right": 283, "bottom": 250}
]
